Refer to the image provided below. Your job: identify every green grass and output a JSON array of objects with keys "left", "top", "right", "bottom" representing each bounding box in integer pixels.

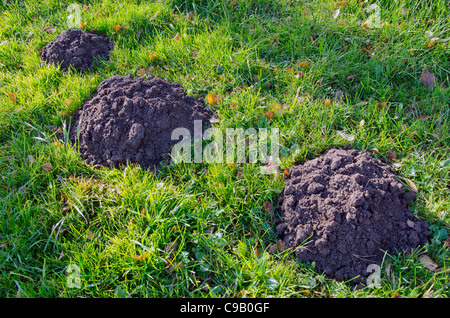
[{"left": 0, "top": 0, "right": 449, "bottom": 298}]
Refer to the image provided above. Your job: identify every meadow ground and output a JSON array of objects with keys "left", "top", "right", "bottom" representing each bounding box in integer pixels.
[{"left": 0, "top": 0, "right": 449, "bottom": 298}]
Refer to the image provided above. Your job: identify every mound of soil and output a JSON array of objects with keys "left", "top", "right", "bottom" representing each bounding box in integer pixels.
[
  {"left": 41, "top": 29, "right": 114, "bottom": 72},
  {"left": 275, "top": 147, "right": 431, "bottom": 285},
  {"left": 69, "top": 74, "right": 212, "bottom": 171}
]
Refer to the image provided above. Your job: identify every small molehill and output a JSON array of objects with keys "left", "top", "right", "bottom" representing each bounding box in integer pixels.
[
  {"left": 275, "top": 147, "right": 431, "bottom": 285},
  {"left": 41, "top": 29, "right": 114, "bottom": 72},
  {"left": 69, "top": 74, "right": 212, "bottom": 171}
]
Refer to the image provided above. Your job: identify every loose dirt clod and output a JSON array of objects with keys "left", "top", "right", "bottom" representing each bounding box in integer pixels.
[
  {"left": 69, "top": 74, "right": 212, "bottom": 171},
  {"left": 275, "top": 147, "right": 431, "bottom": 285},
  {"left": 41, "top": 29, "right": 114, "bottom": 71}
]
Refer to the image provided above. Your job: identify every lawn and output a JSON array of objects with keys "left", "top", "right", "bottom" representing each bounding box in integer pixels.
[{"left": 0, "top": 0, "right": 449, "bottom": 298}]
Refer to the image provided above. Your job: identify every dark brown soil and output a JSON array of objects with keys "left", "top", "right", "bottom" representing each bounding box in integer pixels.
[
  {"left": 275, "top": 147, "right": 431, "bottom": 285},
  {"left": 69, "top": 74, "right": 212, "bottom": 171},
  {"left": 41, "top": 29, "right": 114, "bottom": 72}
]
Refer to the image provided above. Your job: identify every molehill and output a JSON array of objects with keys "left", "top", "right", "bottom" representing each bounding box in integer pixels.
[
  {"left": 41, "top": 29, "right": 114, "bottom": 72},
  {"left": 69, "top": 74, "right": 213, "bottom": 171},
  {"left": 275, "top": 147, "right": 431, "bottom": 285}
]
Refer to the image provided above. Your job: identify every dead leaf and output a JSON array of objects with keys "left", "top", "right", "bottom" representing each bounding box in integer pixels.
[
  {"left": 406, "top": 220, "right": 415, "bottom": 228},
  {"left": 359, "top": 119, "right": 365, "bottom": 128},
  {"left": 263, "top": 200, "right": 275, "bottom": 220},
  {"left": 164, "top": 241, "right": 178, "bottom": 254},
  {"left": 134, "top": 252, "right": 149, "bottom": 262},
  {"left": 62, "top": 205, "right": 71, "bottom": 213},
  {"left": 42, "top": 162, "right": 54, "bottom": 171},
  {"left": 268, "top": 244, "right": 277, "bottom": 254},
  {"left": 300, "top": 290, "right": 311, "bottom": 296},
  {"left": 334, "top": 89, "right": 345, "bottom": 103},
  {"left": 0, "top": 241, "right": 8, "bottom": 248},
  {"left": 387, "top": 151, "right": 397, "bottom": 160},
  {"left": 136, "top": 29, "right": 143, "bottom": 39},
  {"left": 209, "top": 116, "right": 220, "bottom": 125},
  {"left": 405, "top": 178, "right": 419, "bottom": 193},
  {"left": 301, "top": 8, "right": 309, "bottom": 16},
  {"left": 205, "top": 226, "right": 216, "bottom": 234},
  {"left": 44, "top": 26, "right": 55, "bottom": 34},
  {"left": 294, "top": 70, "right": 304, "bottom": 78},
  {"left": 113, "top": 24, "right": 123, "bottom": 32},
  {"left": 138, "top": 68, "right": 146, "bottom": 76},
  {"left": 419, "top": 255, "right": 438, "bottom": 271},
  {"left": 336, "top": 1, "right": 348, "bottom": 6},
  {"left": 8, "top": 92, "right": 16, "bottom": 103},
  {"left": 85, "top": 229, "right": 94, "bottom": 240},
  {"left": 167, "top": 261, "right": 185, "bottom": 273},
  {"left": 332, "top": 8, "right": 340, "bottom": 19},
  {"left": 260, "top": 156, "right": 279, "bottom": 176},
  {"left": 276, "top": 239, "right": 286, "bottom": 252},
  {"left": 369, "top": 148, "right": 380, "bottom": 155},
  {"left": 165, "top": 240, "right": 178, "bottom": 261},
  {"left": 420, "top": 284, "right": 435, "bottom": 298},
  {"left": 27, "top": 154, "right": 36, "bottom": 163},
  {"left": 346, "top": 74, "right": 357, "bottom": 80},
  {"left": 386, "top": 263, "right": 392, "bottom": 280},
  {"left": 173, "top": 32, "right": 179, "bottom": 41},
  {"left": 265, "top": 110, "right": 274, "bottom": 119},
  {"left": 443, "top": 237, "right": 450, "bottom": 248},
  {"left": 361, "top": 46, "right": 375, "bottom": 57},
  {"left": 236, "top": 290, "right": 251, "bottom": 297},
  {"left": 206, "top": 93, "right": 216, "bottom": 105},
  {"left": 419, "top": 113, "right": 429, "bottom": 121},
  {"left": 426, "top": 37, "right": 440, "bottom": 48},
  {"left": 324, "top": 98, "right": 332, "bottom": 106},
  {"left": 377, "top": 101, "right": 387, "bottom": 110},
  {"left": 273, "top": 103, "right": 282, "bottom": 111},
  {"left": 299, "top": 61, "right": 310, "bottom": 68},
  {"left": 427, "top": 19, "right": 435, "bottom": 26},
  {"left": 420, "top": 69, "right": 436, "bottom": 90},
  {"left": 148, "top": 52, "right": 158, "bottom": 62}
]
